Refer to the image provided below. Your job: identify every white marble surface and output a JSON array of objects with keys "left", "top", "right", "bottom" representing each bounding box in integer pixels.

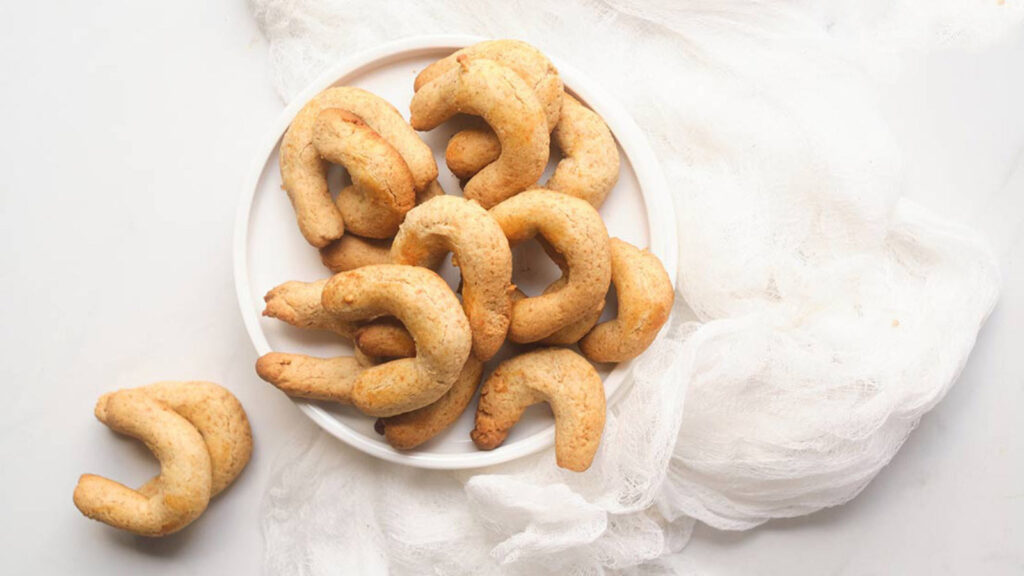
[{"left": 0, "top": 2, "right": 1020, "bottom": 574}]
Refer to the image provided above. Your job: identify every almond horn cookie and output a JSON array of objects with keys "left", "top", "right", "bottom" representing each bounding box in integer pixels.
[
  {"left": 130, "top": 382, "right": 252, "bottom": 497},
  {"left": 353, "top": 317, "right": 417, "bottom": 359},
  {"left": 414, "top": 39, "right": 563, "bottom": 130},
  {"left": 312, "top": 110, "right": 415, "bottom": 239},
  {"left": 73, "top": 390, "right": 211, "bottom": 536},
  {"left": 414, "top": 39, "right": 562, "bottom": 183},
  {"left": 579, "top": 238, "right": 674, "bottom": 363},
  {"left": 320, "top": 265, "right": 472, "bottom": 417},
  {"left": 73, "top": 383, "right": 253, "bottom": 537},
  {"left": 489, "top": 189, "right": 611, "bottom": 343},
  {"left": 471, "top": 348, "right": 605, "bottom": 472},
  {"left": 410, "top": 57, "right": 549, "bottom": 208},
  {"left": 391, "top": 195, "right": 513, "bottom": 361},
  {"left": 320, "top": 233, "right": 394, "bottom": 273},
  {"left": 281, "top": 86, "right": 437, "bottom": 246},
  {"left": 446, "top": 95, "right": 620, "bottom": 209}
]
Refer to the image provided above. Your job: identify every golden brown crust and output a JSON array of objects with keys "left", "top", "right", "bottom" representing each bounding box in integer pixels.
[
  {"left": 380, "top": 357, "right": 484, "bottom": 450},
  {"left": 262, "top": 279, "right": 414, "bottom": 359},
  {"left": 579, "top": 238, "right": 674, "bottom": 362},
  {"left": 354, "top": 317, "right": 417, "bottom": 359},
  {"left": 318, "top": 180, "right": 446, "bottom": 274},
  {"left": 489, "top": 190, "right": 611, "bottom": 343},
  {"left": 391, "top": 196, "right": 513, "bottom": 360},
  {"left": 313, "top": 110, "right": 415, "bottom": 238},
  {"left": 263, "top": 279, "right": 355, "bottom": 337},
  {"left": 256, "top": 352, "right": 363, "bottom": 402},
  {"left": 444, "top": 95, "right": 619, "bottom": 208},
  {"left": 410, "top": 57, "right": 549, "bottom": 208},
  {"left": 420, "top": 40, "right": 563, "bottom": 184},
  {"left": 280, "top": 87, "right": 437, "bottom": 247},
  {"left": 322, "top": 265, "right": 472, "bottom": 417},
  {"left": 126, "top": 382, "right": 252, "bottom": 497},
  {"left": 73, "top": 390, "right": 213, "bottom": 536},
  {"left": 545, "top": 95, "right": 620, "bottom": 208},
  {"left": 445, "top": 127, "right": 501, "bottom": 180},
  {"left": 510, "top": 277, "right": 603, "bottom": 346},
  {"left": 471, "top": 348, "right": 605, "bottom": 471},
  {"left": 414, "top": 40, "right": 563, "bottom": 130},
  {"left": 320, "top": 234, "right": 393, "bottom": 273}
]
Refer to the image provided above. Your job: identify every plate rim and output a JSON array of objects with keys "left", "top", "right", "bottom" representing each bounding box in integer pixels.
[{"left": 233, "top": 34, "right": 678, "bottom": 469}]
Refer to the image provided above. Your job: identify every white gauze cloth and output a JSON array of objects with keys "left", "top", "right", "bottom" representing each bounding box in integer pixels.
[{"left": 250, "top": 0, "right": 1019, "bottom": 572}]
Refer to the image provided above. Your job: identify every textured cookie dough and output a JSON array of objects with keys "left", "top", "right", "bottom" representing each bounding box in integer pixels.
[
  {"left": 379, "top": 357, "right": 484, "bottom": 450},
  {"left": 281, "top": 86, "right": 437, "bottom": 246},
  {"left": 579, "top": 238, "right": 674, "bottom": 363},
  {"left": 73, "top": 382, "right": 252, "bottom": 536},
  {"left": 321, "top": 265, "right": 472, "bottom": 417},
  {"left": 313, "top": 110, "right": 415, "bottom": 238},
  {"left": 411, "top": 57, "right": 549, "bottom": 208},
  {"left": 320, "top": 233, "right": 394, "bottom": 273},
  {"left": 414, "top": 39, "right": 562, "bottom": 129},
  {"left": 391, "top": 196, "right": 513, "bottom": 360},
  {"left": 124, "top": 382, "right": 251, "bottom": 496},
  {"left": 256, "top": 353, "right": 364, "bottom": 402},
  {"left": 319, "top": 180, "right": 446, "bottom": 273},
  {"left": 490, "top": 190, "right": 611, "bottom": 343},
  {"left": 471, "top": 348, "right": 605, "bottom": 472},
  {"left": 262, "top": 278, "right": 415, "bottom": 359},
  {"left": 445, "top": 95, "right": 619, "bottom": 208}
]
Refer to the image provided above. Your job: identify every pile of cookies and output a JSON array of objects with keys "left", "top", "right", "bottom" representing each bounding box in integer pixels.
[
  {"left": 73, "top": 381, "right": 253, "bottom": 536},
  {"left": 257, "top": 40, "right": 674, "bottom": 472}
]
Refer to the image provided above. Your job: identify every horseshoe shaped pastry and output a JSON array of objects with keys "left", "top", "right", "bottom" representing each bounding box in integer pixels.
[
  {"left": 259, "top": 267, "right": 471, "bottom": 417},
  {"left": 127, "top": 382, "right": 251, "bottom": 497},
  {"left": 313, "top": 110, "right": 415, "bottom": 238},
  {"left": 414, "top": 39, "right": 563, "bottom": 184},
  {"left": 471, "top": 348, "right": 605, "bottom": 472},
  {"left": 579, "top": 238, "right": 674, "bottom": 362},
  {"left": 410, "top": 57, "right": 549, "bottom": 208},
  {"left": 414, "top": 39, "right": 563, "bottom": 130},
  {"left": 446, "top": 95, "right": 620, "bottom": 208},
  {"left": 281, "top": 86, "right": 437, "bottom": 246},
  {"left": 544, "top": 94, "right": 620, "bottom": 208},
  {"left": 321, "top": 265, "right": 472, "bottom": 417},
  {"left": 489, "top": 189, "right": 611, "bottom": 343},
  {"left": 391, "top": 196, "right": 513, "bottom": 361},
  {"left": 73, "top": 382, "right": 252, "bottom": 536},
  {"left": 378, "top": 357, "right": 484, "bottom": 450}
]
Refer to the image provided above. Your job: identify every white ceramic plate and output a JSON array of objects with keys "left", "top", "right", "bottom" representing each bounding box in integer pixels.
[{"left": 234, "top": 35, "right": 677, "bottom": 469}]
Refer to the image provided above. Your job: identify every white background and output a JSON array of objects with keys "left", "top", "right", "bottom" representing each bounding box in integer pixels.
[{"left": 1, "top": 2, "right": 1021, "bottom": 574}]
